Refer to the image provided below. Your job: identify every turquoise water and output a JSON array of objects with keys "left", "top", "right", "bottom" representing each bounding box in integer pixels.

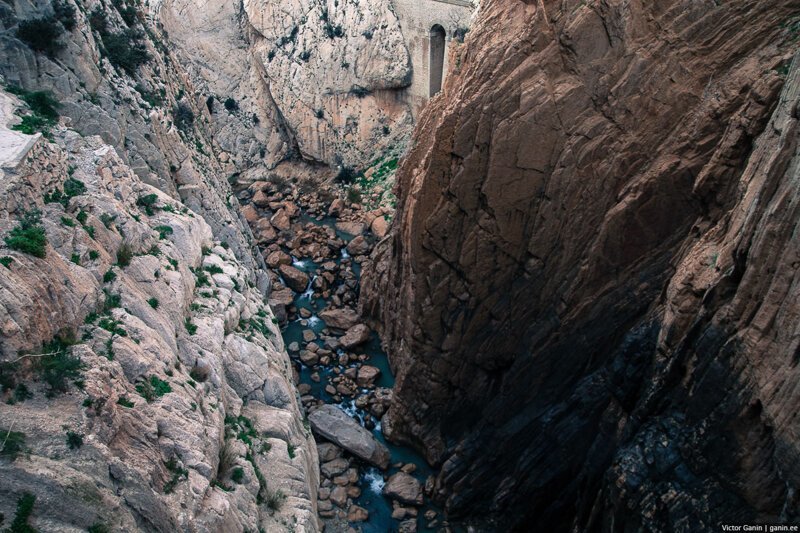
[{"left": 279, "top": 212, "right": 447, "bottom": 532}]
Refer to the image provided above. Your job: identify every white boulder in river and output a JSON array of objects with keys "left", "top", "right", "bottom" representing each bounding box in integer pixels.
[{"left": 309, "top": 404, "right": 391, "bottom": 469}]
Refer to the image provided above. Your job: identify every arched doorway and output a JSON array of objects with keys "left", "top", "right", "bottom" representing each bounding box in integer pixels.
[{"left": 429, "top": 24, "right": 446, "bottom": 97}]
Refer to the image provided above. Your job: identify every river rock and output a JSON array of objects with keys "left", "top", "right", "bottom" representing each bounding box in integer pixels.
[
  {"left": 339, "top": 324, "right": 371, "bottom": 348},
  {"left": 346, "top": 235, "right": 371, "bottom": 255},
  {"left": 336, "top": 221, "right": 365, "bottom": 235},
  {"left": 299, "top": 350, "right": 319, "bottom": 366},
  {"left": 308, "top": 405, "right": 391, "bottom": 469},
  {"left": 330, "top": 486, "right": 348, "bottom": 507},
  {"left": 271, "top": 209, "right": 291, "bottom": 230},
  {"left": 319, "top": 307, "right": 360, "bottom": 330},
  {"left": 279, "top": 264, "right": 309, "bottom": 292},
  {"left": 370, "top": 216, "right": 389, "bottom": 238},
  {"left": 357, "top": 365, "right": 381, "bottom": 387},
  {"left": 321, "top": 458, "right": 349, "bottom": 478},
  {"left": 328, "top": 198, "right": 344, "bottom": 216},
  {"left": 347, "top": 505, "right": 369, "bottom": 522},
  {"left": 265, "top": 250, "right": 292, "bottom": 268},
  {"left": 383, "top": 472, "right": 423, "bottom": 505}
]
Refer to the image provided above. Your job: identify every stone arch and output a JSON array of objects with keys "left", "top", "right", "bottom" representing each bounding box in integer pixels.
[{"left": 429, "top": 24, "right": 446, "bottom": 97}]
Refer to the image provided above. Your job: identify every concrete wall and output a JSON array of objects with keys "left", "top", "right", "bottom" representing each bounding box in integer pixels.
[{"left": 392, "top": 0, "right": 474, "bottom": 117}]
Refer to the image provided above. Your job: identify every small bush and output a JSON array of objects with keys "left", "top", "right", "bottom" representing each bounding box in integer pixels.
[
  {"left": 136, "top": 193, "right": 159, "bottom": 215},
  {"left": 5, "top": 210, "right": 47, "bottom": 258},
  {"left": 136, "top": 375, "right": 171, "bottom": 402},
  {"left": 184, "top": 318, "right": 197, "bottom": 335},
  {"left": 223, "top": 98, "right": 238, "bottom": 112},
  {"left": 89, "top": 250, "right": 99, "bottom": 260},
  {"left": 148, "top": 297, "right": 159, "bottom": 309},
  {"left": 65, "top": 430, "right": 83, "bottom": 449},
  {"left": 70, "top": 253, "right": 80, "bottom": 265},
  {"left": 17, "top": 17, "right": 63, "bottom": 56},
  {"left": 116, "top": 243, "right": 133, "bottom": 267},
  {"left": 103, "top": 269, "right": 117, "bottom": 283},
  {"left": 116, "top": 396, "right": 134, "bottom": 408},
  {"left": 349, "top": 85, "right": 371, "bottom": 98},
  {"left": 39, "top": 337, "right": 83, "bottom": 394},
  {"left": 287, "top": 443, "right": 296, "bottom": 459},
  {"left": 204, "top": 264, "right": 223, "bottom": 275},
  {"left": 172, "top": 103, "right": 194, "bottom": 132},
  {"left": 335, "top": 166, "right": 361, "bottom": 184},
  {"left": 231, "top": 466, "right": 244, "bottom": 484},
  {"left": 88, "top": 524, "right": 110, "bottom": 533},
  {"left": 1, "top": 256, "right": 14, "bottom": 268},
  {"left": 154, "top": 225, "right": 173, "bottom": 239},
  {"left": 346, "top": 187, "right": 363, "bottom": 204},
  {"left": 102, "top": 30, "right": 149, "bottom": 74},
  {"left": 52, "top": 0, "right": 77, "bottom": 30},
  {"left": 8, "top": 492, "right": 36, "bottom": 532},
  {"left": 1, "top": 429, "right": 26, "bottom": 460},
  {"left": 189, "top": 365, "right": 209, "bottom": 383},
  {"left": 163, "top": 456, "right": 188, "bottom": 493},
  {"left": 266, "top": 488, "right": 286, "bottom": 511}
]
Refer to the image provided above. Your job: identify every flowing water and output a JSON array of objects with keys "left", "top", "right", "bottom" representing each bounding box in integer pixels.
[{"left": 279, "top": 212, "right": 447, "bottom": 532}]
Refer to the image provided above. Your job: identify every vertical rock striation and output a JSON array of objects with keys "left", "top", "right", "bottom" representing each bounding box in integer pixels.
[{"left": 362, "top": 0, "right": 800, "bottom": 530}]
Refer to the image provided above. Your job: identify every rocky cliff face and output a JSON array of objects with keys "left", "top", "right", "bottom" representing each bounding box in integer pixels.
[
  {"left": 0, "top": 0, "right": 322, "bottom": 529},
  {"left": 362, "top": 0, "right": 800, "bottom": 530},
  {"left": 0, "top": 94, "right": 319, "bottom": 530},
  {"left": 158, "top": 0, "right": 413, "bottom": 173}
]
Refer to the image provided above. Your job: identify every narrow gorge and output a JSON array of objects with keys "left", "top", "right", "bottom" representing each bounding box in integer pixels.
[{"left": 1, "top": 0, "right": 799, "bottom": 532}]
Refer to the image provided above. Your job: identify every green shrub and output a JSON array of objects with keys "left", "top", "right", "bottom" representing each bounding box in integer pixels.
[
  {"left": 204, "top": 264, "right": 223, "bottom": 275},
  {"left": 136, "top": 193, "right": 159, "bottom": 215},
  {"left": 103, "top": 269, "right": 116, "bottom": 283},
  {"left": 52, "top": 0, "right": 77, "bottom": 30},
  {"left": 116, "top": 396, "right": 134, "bottom": 408},
  {"left": 8, "top": 492, "right": 36, "bottom": 532},
  {"left": 346, "top": 187, "right": 362, "bottom": 204},
  {"left": 287, "top": 443, "right": 296, "bottom": 459},
  {"left": 349, "top": 85, "right": 370, "bottom": 98},
  {"left": 111, "top": 0, "right": 138, "bottom": 26},
  {"left": 163, "top": 457, "right": 188, "bottom": 494},
  {"left": 65, "top": 430, "right": 83, "bottom": 449},
  {"left": 5, "top": 210, "right": 47, "bottom": 258},
  {"left": 99, "top": 213, "right": 116, "bottom": 229},
  {"left": 172, "top": 103, "right": 194, "bottom": 132},
  {"left": 266, "top": 488, "right": 286, "bottom": 511},
  {"left": 70, "top": 253, "right": 80, "bottom": 265},
  {"left": 0, "top": 256, "right": 14, "bottom": 268},
  {"left": 76, "top": 210, "right": 88, "bottom": 224},
  {"left": 335, "top": 165, "right": 361, "bottom": 184},
  {"left": 101, "top": 29, "right": 149, "bottom": 74},
  {"left": 147, "top": 297, "right": 159, "bottom": 309},
  {"left": 17, "top": 16, "right": 63, "bottom": 56},
  {"left": 14, "top": 383, "right": 32, "bottom": 402},
  {"left": 231, "top": 467, "right": 244, "bottom": 484},
  {"left": 89, "top": 250, "right": 99, "bottom": 260},
  {"left": 136, "top": 375, "right": 172, "bottom": 402},
  {"left": 184, "top": 318, "right": 197, "bottom": 335},
  {"left": 116, "top": 243, "right": 133, "bottom": 266},
  {"left": 60, "top": 216, "right": 75, "bottom": 227},
  {"left": 0, "top": 429, "right": 26, "bottom": 460},
  {"left": 154, "top": 225, "right": 173, "bottom": 239},
  {"left": 88, "top": 524, "right": 110, "bottom": 533},
  {"left": 39, "top": 337, "right": 83, "bottom": 394},
  {"left": 223, "top": 98, "right": 238, "bottom": 112}
]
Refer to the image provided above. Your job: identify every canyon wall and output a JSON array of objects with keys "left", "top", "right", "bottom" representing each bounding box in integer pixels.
[
  {"left": 0, "top": 0, "right": 321, "bottom": 530},
  {"left": 362, "top": 0, "right": 800, "bottom": 530}
]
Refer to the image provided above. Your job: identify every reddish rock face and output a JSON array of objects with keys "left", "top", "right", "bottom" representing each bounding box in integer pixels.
[{"left": 361, "top": 0, "right": 800, "bottom": 530}]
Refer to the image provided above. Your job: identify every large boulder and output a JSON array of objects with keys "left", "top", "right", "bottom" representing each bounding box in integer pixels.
[
  {"left": 346, "top": 235, "right": 371, "bottom": 255},
  {"left": 383, "top": 472, "right": 423, "bottom": 505},
  {"left": 308, "top": 405, "right": 390, "bottom": 469},
  {"left": 278, "top": 264, "right": 310, "bottom": 292},
  {"left": 339, "top": 323, "right": 371, "bottom": 349},
  {"left": 319, "top": 307, "right": 360, "bottom": 330}
]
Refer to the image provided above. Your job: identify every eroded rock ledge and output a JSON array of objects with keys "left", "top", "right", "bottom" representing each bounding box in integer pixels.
[{"left": 362, "top": 0, "right": 800, "bottom": 530}]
